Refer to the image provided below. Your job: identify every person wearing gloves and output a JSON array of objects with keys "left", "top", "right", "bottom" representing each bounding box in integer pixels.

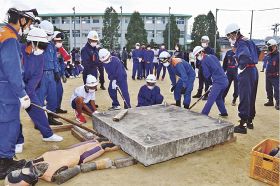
[
  {"left": 193, "top": 46, "right": 228, "bottom": 116},
  {"left": 193, "top": 36, "right": 215, "bottom": 100},
  {"left": 137, "top": 74, "right": 164, "bottom": 107},
  {"left": 53, "top": 31, "right": 69, "bottom": 114},
  {"left": 225, "top": 23, "right": 259, "bottom": 134},
  {"left": 159, "top": 51, "right": 195, "bottom": 109},
  {"left": 99, "top": 48, "right": 131, "bottom": 110},
  {"left": 37, "top": 20, "right": 62, "bottom": 125},
  {"left": 70, "top": 75, "right": 99, "bottom": 123},
  {"left": 263, "top": 39, "right": 279, "bottom": 110},
  {"left": 20, "top": 28, "right": 63, "bottom": 152},
  {"left": 222, "top": 44, "right": 238, "bottom": 106},
  {"left": 144, "top": 45, "right": 154, "bottom": 76},
  {"left": 0, "top": 8, "right": 35, "bottom": 180},
  {"left": 131, "top": 43, "right": 142, "bottom": 80}
]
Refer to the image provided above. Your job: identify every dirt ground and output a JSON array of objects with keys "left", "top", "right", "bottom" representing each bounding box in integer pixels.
[{"left": 2, "top": 61, "right": 279, "bottom": 186}]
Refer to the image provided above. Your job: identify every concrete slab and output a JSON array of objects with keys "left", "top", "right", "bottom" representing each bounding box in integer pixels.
[{"left": 92, "top": 105, "right": 235, "bottom": 166}]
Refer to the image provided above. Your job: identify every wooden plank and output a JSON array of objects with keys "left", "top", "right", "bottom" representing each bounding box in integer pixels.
[
  {"left": 71, "top": 128, "right": 86, "bottom": 142},
  {"left": 51, "top": 124, "right": 73, "bottom": 132}
]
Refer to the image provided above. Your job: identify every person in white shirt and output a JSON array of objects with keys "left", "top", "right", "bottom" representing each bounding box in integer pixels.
[
  {"left": 70, "top": 75, "right": 98, "bottom": 123},
  {"left": 152, "top": 45, "right": 159, "bottom": 76}
]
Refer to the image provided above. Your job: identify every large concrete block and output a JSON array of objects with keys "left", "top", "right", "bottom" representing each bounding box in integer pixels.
[{"left": 92, "top": 105, "right": 234, "bottom": 166}]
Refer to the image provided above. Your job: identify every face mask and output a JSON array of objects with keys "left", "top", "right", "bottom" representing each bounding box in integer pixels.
[
  {"left": 175, "top": 47, "right": 179, "bottom": 51},
  {"left": 201, "top": 43, "right": 208, "bottom": 48},
  {"left": 161, "top": 46, "right": 165, "bottom": 49},
  {"left": 197, "top": 54, "right": 203, "bottom": 61},
  {"left": 163, "top": 62, "right": 170, "bottom": 67},
  {"left": 229, "top": 38, "right": 236, "bottom": 45},
  {"left": 147, "top": 85, "right": 155, "bottom": 90},
  {"left": 147, "top": 47, "right": 151, "bottom": 50},
  {"left": 103, "top": 57, "right": 111, "bottom": 64},
  {"left": 34, "top": 49, "right": 44, "bottom": 56},
  {"left": 55, "top": 42, "right": 63, "bottom": 48},
  {"left": 90, "top": 42, "right": 97, "bottom": 47},
  {"left": 136, "top": 46, "right": 140, "bottom": 49},
  {"left": 88, "top": 89, "right": 95, "bottom": 93}
]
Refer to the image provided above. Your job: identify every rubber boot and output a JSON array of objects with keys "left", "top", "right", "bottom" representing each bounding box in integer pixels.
[
  {"left": 275, "top": 101, "right": 279, "bottom": 110},
  {"left": 0, "top": 158, "right": 26, "bottom": 180},
  {"left": 202, "top": 92, "right": 209, "bottom": 100},
  {"left": 264, "top": 99, "right": 274, "bottom": 106},
  {"left": 184, "top": 104, "right": 189, "bottom": 109},
  {"left": 231, "top": 97, "right": 237, "bottom": 106},
  {"left": 176, "top": 100, "right": 181, "bottom": 107},
  {"left": 234, "top": 120, "right": 247, "bottom": 134},
  {"left": 192, "top": 92, "right": 202, "bottom": 98},
  {"left": 247, "top": 119, "right": 254, "bottom": 129},
  {"left": 56, "top": 108, "right": 67, "bottom": 114},
  {"left": 48, "top": 114, "right": 63, "bottom": 126}
]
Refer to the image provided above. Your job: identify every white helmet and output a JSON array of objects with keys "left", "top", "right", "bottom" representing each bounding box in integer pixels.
[
  {"left": 87, "top": 31, "right": 99, "bottom": 41},
  {"left": 146, "top": 74, "right": 157, "bottom": 83},
  {"left": 225, "top": 23, "right": 240, "bottom": 35},
  {"left": 193, "top": 46, "right": 204, "bottom": 56},
  {"left": 39, "top": 20, "right": 54, "bottom": 35},
  {"left": 266, "top": 39, "right": 277, "bottom": 46},
  {"left": 99, "top": 48, "right": 111, "bottom": 62},
  {"left": 86, "top": 75, "right": 98, "bottom": 87},
  {"left": 26, "top": 28, "right": 48, "bottom": 43},
  {"left": 201, "top": 35, "right": 209, "bottom": 42},
  {"left": 135, "top": 43, "right": 140, "bottom": 46},
  {"left": 159, "top": 51, "right": 171, "bottom": 59},
  {"left": 189, "top": 52, "right": 195, "bottom": 62},
  {"left": 53, "top": 31, "right": 63, "bottom": 40}
]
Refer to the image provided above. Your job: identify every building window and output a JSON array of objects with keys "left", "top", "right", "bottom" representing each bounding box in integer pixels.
[
  {"left": 63, "top": 30, "right": 70, "bottom": 38},
  {"left": 156, "top": 31, "right": 163, "bottom": 38},
  {"left": 82, "top": 17, "right": 90, "bottom": 24},
  {"left": 147, "top": 30, "right": 155, "bottom": 38},
  {"left": 180, "top": 31, "right": 185, "bottom": 38},
  {"left": 92, "top": 18, "right": 99, "bottom": 23},
  {"left": 176, "top": 17, "right": 185, "bottom": 24},
  {"left": 62, "top": 17, "right": 70, "bottom": 24},
  {"left": 52, "top": 17, "right": 60, "bottom": 24},
  {"left": 72, "top": 30, "right": 80, "bottom": 37},
  {"left": 146, "top": 17, "right": 155, "bottom": 24},
  {"left": 156, "top": 17, "right": 165, "bottom": 24},
  {"left": 72, "top": 17, "right": 80, "bottom": 24}
]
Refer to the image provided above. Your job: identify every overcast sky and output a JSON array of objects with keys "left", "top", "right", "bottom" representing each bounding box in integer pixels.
[{"left": 1, "top": 0, "right": 279, "bottom": 39}]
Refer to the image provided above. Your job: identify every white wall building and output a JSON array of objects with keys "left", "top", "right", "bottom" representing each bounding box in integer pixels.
[{"left": 40, "top": 13, "right": 191, "bottom": 50}]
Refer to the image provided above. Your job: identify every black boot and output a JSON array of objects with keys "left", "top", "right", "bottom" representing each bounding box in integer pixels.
[
  {"left": 192, "top": 92, "right": 202, "bottom": 98},
  {"left": 202, "top": 94, "right": 208, "bottom": 100},
  {"left": 264, "top": 99, "right": 274, "bottom": 106},
  {"left": 0, "top": 158, "right": 26, "bottom": 179},
  {"left": 231, "top": 97, "right": 237, "bottom": 106},
  {"left": 247, "top": 119, "right": 254, "bottom": 129},
  {"left": 176, "top": 100, "right": 181, "bottom": 107},
  {"left": 100, "top": 84, "right": 106, "bottom": 90},
  {"left": 56, "top": 108, "right": 67, "bottom": 114},
  {"left": 275, "top": 101, "right": 279, "bottom": 110},
  {"left": 184, "top": 104, "right": 189, "bottom": 109},
  {"left": 48, "top": 114, "right": 63, "bottom": 126},
  {"left": 234, "top": 120, "right": 247, "bottom": 134}
]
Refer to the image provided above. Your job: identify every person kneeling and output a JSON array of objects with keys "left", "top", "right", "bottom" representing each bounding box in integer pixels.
[
  {"left": 137, "top": 74, "right": 164, "bottom": 107},
  {"left": 71, "top": 75, "right": 98, "bottom": 123}
]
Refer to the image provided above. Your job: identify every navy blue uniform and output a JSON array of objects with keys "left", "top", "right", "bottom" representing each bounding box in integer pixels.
[
  {"left": 196, "top": 46, "right": 214, "bottom": 96},
  {"left": 265, "top": 50, "right": 279, "bottom": 106},
  {"left": 222, "top": 49, "right": 238, "bottom": 100},
  {"left": 144, "top": 49, "right": 154, "bottom": 76},
  {"left": 36, "top": 42, "right": 59, "bottom": 112},
  {"left": 81, "top": 42, "right": 99, "bottom": 84},
  {"left": 201, "top": 55, "right": 228, "bottom": 115},
  {"left": 235, "top": 36, "right": 259, "bottom": 121},
  {"left": 0, "top": 24, "right": 27, "bottom": 158},
  {"left": 22, "top": 45, "right": 53, "bottom": 138},
  {"left": 157, "top": 49, "right": 167, "bottom": 80},
  {"left": 137, "top": 85, "right": 163, "bottom": 107},
  {"left": 169, "top": 58, "right": 195, "bottom": 106},
  {"left": 103, "top": 56, "right": 131, "bottom": 108},
  {"left": 131, "top": 48, "right": 142, "bottom": 79}
]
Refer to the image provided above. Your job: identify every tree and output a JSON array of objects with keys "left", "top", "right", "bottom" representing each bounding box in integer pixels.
[
  {"left": 125, "top": 11, "right": 147, "bottom": 51},
  {"left": 150, "top": 39, "right": 156, "bottom": 47},
  {"left": 101, "top": 7, "right": 119, "bottom": 50},
  {"left": 163, "top": 14, "right": 180, "bottom": 50},
  {"left": 206, "top": 11, "right": 220, "bottom": 55}
]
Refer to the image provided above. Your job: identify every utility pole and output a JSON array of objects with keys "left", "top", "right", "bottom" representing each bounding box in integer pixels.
[
  {"left": 272, "top": 23, "right": 280, "bottom": 36},
  {"left": 73, "top": 6, "right": 76, "bottom": 49},
  {"left": 120, "top": 6, "right": 123, "bottom": 50},
  {"left": 214, "top": 8, "right": 218, "bottom": 53},
  {"left": 249, "top": 10, "right": 254, "bottom": 40},
  {"left": 168, "top": 7, "right": 171, "bottom": 50}
]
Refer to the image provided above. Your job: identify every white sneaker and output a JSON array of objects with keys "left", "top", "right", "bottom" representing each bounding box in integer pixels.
[
  {"left": 43, "top": 134, "right": 63, "bottom": 142},
  {"left": 70, "top": 76, "right": 74, "bottom": 79},
  {"left": 15, "top": 143, "right": 24, "bottom": 154}
]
